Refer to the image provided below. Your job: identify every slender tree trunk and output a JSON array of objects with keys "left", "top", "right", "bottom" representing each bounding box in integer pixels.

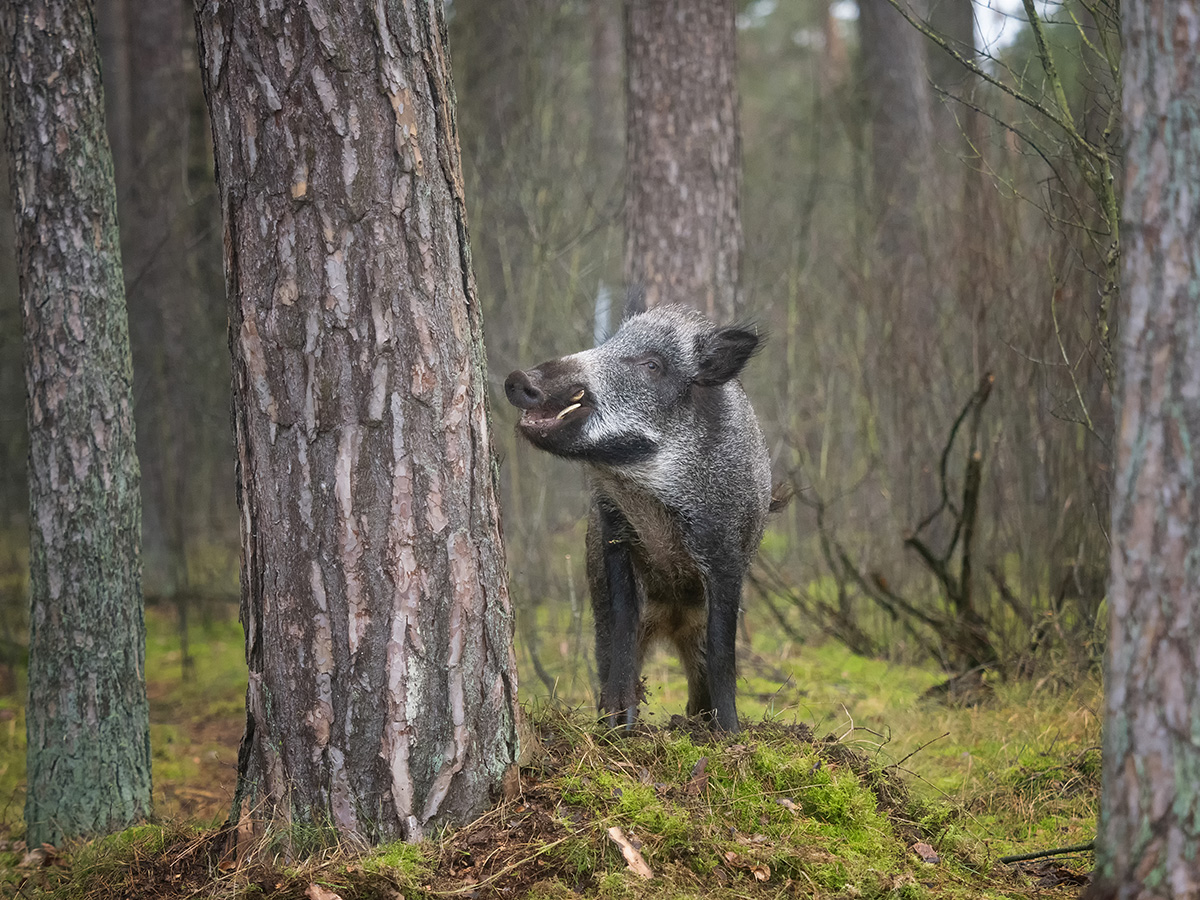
[
  {"left": 858, "top": 0, "right": 937, "bottom": 523},
  {"left": 2, "top": 0, "right": 152, "bottom": 846},
  {"left": 925, "top": 0, "right": 975, "bottom": 154},
  {"left": 195, "top": 0, "right": 519, "bottom": 845},
  {"left": 451, "top": 0, "right": 539, "bottom": 335},
  {"left": 624, "top": 0, "right": 742, "bottom": 319},
  {"left": 95, "top": 0, "right": 131, "bottom": 193},
  {"left": 589, "top": 0, "right": 623, "bottom": 180},
  {"left": 1089, "top": 0, "right": 1200, "bottom": 895},
  {"left": 124, "top": 0, "right": 196, "bottom": 660},
  {"left": 858, "top": 0, "right": 933, "bottom": 276},
  {"left": 0, "top": 119, "right": 24, "bottom": 525}
]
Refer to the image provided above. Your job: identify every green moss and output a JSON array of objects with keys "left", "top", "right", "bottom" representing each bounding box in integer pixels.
[
  {"left": 526, "top": 881, "right": 589, "bottom": 900},
  {"left": 594, "top": 870, "right": 639, "bottom": 898},
  {"left": 362, "top": 838, "right": 428, "bottom": 877},
  {"left": 547, "top": 833, "right": 606, "bottom": 874}
]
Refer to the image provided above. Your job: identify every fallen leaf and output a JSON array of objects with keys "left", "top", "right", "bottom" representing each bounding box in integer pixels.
[
  {"left": 912, "top": 842, "right": 940, "bottom": 864},
  {"left": 501, "top": 764, "right": 521, "bottom": 801},
  {"left": 686, "top": 756, "right": 709, "bottom": 794},
  {"left": 776, "top": 798, "right": 799, "bottom": 813},
  {"left": 20, "top": 843, "right": 61, "bottom": 869},
  {"left": 306, "top": 883, "right": 344, "bottom": 900},
  {"left": 723, "top": 849, "right": 770, "bottom": 881},
  {"left": 608, "top": 826, "right": 653, "bottom": 878}
]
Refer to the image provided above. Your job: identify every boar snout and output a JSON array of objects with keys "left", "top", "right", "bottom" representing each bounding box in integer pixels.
[{"left": 504, "top": 369, "right": 544, "bottom": 410}]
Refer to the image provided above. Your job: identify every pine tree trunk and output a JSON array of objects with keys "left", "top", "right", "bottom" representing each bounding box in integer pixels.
[
  {"left": 195, "top": 0, "right": 519, "bottom": 845},
  {"left": 2, "top": 0, "right": 152, "bottom": 846},
  {"left": 1089, "top": 0, "right": 1200, "bottom": 893},
  {"left": 624, "top": 0, "right": 742, "bottom": 319}
]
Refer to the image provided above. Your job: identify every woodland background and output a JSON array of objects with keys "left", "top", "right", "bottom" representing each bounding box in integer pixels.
[{"left": 0, "top": 0, "right": 1117, "bottom": 699}]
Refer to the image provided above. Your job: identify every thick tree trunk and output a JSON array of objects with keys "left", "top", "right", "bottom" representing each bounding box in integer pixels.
[
  {"left": 195, "top": 0, "right": 519, "bottom": 845},
  {"left": 624, "top": 0, "right": 742, "bottom": 319},
  {"left": 2, "top": 0, "right": 152, "bottom": 846},
  {"left": 1089, "top": 0, "right": 1200, "bottom": 896}
]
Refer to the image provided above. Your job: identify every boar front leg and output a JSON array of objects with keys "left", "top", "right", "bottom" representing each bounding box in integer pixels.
[
  {"left": 593, "top": 501, "right": 641, "bottom": 730},
  {"left": 704, "top": 569, "right": 743, "bottom": 732}
]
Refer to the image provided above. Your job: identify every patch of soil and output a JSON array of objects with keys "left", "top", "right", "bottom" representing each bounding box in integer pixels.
[
  {"left": 147, "top": 677, "right": 244, "bottom": 824},
  {"left": 1, "top": 829, "right": 228, "bottom": 900},
  {"left": 434, "top": 780, "right": 598, "bottom": 898}
]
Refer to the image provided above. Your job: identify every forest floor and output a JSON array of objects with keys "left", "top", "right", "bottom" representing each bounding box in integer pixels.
[{"left": 0, "top": 604, "right": 1101, "bottom": 899}]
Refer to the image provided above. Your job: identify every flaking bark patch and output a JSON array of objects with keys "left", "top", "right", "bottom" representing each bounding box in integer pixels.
[{"left": 198, "top": 0, "right": 517, "bottom": 847}]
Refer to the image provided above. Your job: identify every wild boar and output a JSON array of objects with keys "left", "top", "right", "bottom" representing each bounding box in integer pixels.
[{"left": 504, "top": 302, "right": 771, "bottom": 732}]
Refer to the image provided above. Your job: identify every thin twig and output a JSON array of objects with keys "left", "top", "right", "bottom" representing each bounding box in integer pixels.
[
  {"left": 886, "top": 732, "right": 951, "bottom": 772},
  {"left": 999, "top": 840, "right": 1094, "bottom": 864},
  {"left": 883, "top": 0, "right": 1102, "bottom": 161}
]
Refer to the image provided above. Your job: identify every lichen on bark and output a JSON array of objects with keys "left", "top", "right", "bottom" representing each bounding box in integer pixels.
[
  {"left": 2, "top": 0, "right": 152, "bottom": 847},
  {"left": 1090, "top": 0, "right": 1200, "bottom": 895}
]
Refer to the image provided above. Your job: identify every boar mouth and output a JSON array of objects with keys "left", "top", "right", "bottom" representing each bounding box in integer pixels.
[{"left": 518, "top": 389, "right": 592, "bottom": 437}]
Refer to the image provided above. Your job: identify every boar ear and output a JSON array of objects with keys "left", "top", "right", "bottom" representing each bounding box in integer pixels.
[
  {"left": 622, "top": 283, "right": 647, "bottom": 321},
  {"left": 694, "top": 326, "right": 762, "bottom": 386}
]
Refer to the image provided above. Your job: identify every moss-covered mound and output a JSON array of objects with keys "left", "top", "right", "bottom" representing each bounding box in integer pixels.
[{"left": 0, "top": 711, "right": 1093, "bottom": 900}]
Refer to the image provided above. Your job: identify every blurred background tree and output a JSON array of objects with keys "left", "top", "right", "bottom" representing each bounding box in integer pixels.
[{"left": 0, "top": 0, "right": 1122, "bottom": 704}]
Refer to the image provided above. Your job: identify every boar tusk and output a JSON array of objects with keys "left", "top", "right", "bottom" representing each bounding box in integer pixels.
[{"left": 556, "top": 403, "right": 582, "bottom": 419}]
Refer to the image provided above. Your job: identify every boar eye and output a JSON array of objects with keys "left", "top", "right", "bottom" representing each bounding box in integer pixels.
[{"left": 628, "top": 353, "right": 665, "bottom": 375}]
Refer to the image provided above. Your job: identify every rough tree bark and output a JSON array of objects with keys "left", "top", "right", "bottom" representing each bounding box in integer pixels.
[
  {"left": 1088, "top": 0, "right": 1200, "bottom": 895},
  {"left": 1, "top": 0, "right": 152, "bottom": 846},
  {"left": 624, "top": 0, "right": 742, "bottom": 319},
  {"left": 195, "top": 0, "right": 519, "bottom": 845}
]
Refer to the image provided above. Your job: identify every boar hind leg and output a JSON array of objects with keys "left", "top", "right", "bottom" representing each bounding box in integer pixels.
[
  {"left": 676, "top": 628, "right": 713, "bottom": 722},
  {"left": 589, "top": 501, "right": 641, "bottom": 730}
]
